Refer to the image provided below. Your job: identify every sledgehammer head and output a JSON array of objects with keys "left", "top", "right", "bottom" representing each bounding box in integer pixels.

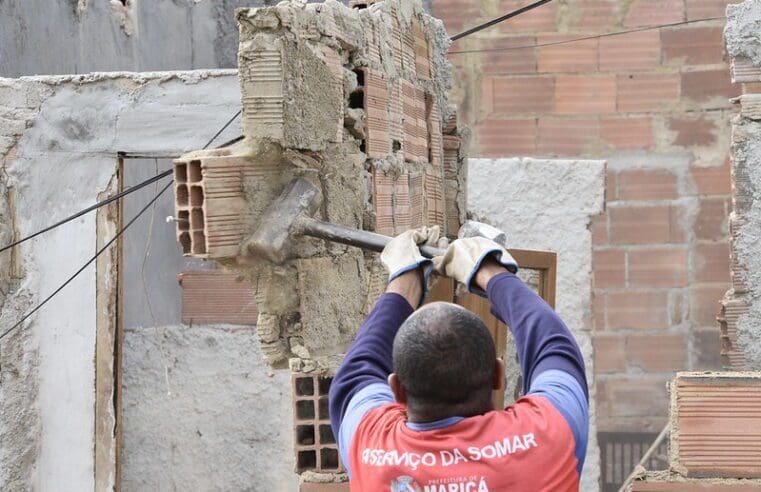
[
  {"left": 244, "top": 178, "right": 322, "bottom": 264},
  {"left": 458, "top": 220, "right": 507, "bottom": 247}
]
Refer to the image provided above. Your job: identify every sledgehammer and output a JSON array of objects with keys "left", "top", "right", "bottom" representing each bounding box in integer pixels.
[{"left": 244, "top": 177, "right": 507, "bottom": 264}]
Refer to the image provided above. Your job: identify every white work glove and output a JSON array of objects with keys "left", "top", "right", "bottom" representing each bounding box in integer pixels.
[
  {"left": 433, "top": 237, "right": 518, "bottom": 297},
  {"left": 381, "top": 226, "right": 443, "bottom": 284}
]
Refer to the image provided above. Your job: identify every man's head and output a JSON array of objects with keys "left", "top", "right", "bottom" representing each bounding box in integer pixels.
[{"left": 389, "top": 301, "right": 505, "bottom": 422}]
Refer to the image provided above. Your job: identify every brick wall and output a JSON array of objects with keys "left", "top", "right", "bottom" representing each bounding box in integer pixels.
[{"left": 432, "top": 0, "right": 760, "bottom": 433}]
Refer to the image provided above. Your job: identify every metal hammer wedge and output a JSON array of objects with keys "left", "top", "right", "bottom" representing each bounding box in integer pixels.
[{"left": 244, "top": 177, "right": 506, "bottom": 264}]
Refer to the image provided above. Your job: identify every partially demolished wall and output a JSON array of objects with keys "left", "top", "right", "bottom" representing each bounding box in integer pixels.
[
  {"left": 719, "top": 0, "right": 761, "bottom": 370},
  {"left": 174, "top": 0, "right": 466, "bottom": 374}
]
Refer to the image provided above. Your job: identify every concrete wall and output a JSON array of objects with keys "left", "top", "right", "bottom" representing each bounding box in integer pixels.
[
  {"left": 0, "top": 70, "right": 298, "bottom": 491},
  {"left": 468, "top": 157, "right": 605, "bottom": 492}
]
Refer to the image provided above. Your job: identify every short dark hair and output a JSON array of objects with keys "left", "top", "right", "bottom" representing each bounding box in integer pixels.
[{"left": 392, "top": 302, "right": 496, "bottom": 413}]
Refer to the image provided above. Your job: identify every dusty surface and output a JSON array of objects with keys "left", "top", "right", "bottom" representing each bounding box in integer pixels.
[
  {"left": 731, "top": 112, "right": 761, "bottom": 369},
  {"left": 468, "top": 157, "right": 605, "bottom": 492},
  {"left": 122, "top": 325, "right": 296, "bottom": 492},
  {"left": 726, "top": 1, "right": 761, "bottom": 74}
]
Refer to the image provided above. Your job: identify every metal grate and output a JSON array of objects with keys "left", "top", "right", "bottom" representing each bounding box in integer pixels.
[
  {"left": 598, "top": 431, "right": 669, "bottom": 492},
  {"left": 292, "top": 373, "right": 344, "bottom": 474}
]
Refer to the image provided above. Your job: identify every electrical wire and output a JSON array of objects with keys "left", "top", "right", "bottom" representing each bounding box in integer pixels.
[
  {"left": 0, "top": 180, "right": 173, "bottom": 341},
  {"left": 0, "top": 109, "right": 241, "bottom": 254},
  {"left": 0, "top": 108, "right": 242, "bottom": 341},
  {"left": 449, "top": 16, "right": 725, "bottom": 55},
  {"left": 450, "top": 0, "right": 554, "bottom": 41}
]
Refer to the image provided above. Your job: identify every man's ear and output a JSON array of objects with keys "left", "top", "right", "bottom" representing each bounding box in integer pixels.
[
  {"left": 388, "top": 373, "right": 407, "bottom": 404},
  {"left": 493, "top": 358, "right": 506, "bottom": 391}
]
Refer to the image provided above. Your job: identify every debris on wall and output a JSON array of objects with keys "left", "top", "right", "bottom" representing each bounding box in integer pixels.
[
  {"left": 172, "top": 0, "right": 466, "bottom": 377},
  {"left": 720, "top": 0, "right": 761, "bottom": 371}
]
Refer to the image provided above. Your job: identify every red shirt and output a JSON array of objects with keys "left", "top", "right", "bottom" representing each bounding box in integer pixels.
[{"left": 348, "top": 395, "right": 579, "bottom": 492}]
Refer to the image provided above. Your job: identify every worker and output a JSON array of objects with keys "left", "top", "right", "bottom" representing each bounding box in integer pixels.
[{"left": 329, "top": 227, "right": 589, "bottom": 491}]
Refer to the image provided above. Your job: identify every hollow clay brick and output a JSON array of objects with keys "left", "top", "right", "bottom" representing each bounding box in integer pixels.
[
  {"left": 363, "top": 68, "right": 391, "bottom": 159},
  {"left": 730, "top": 57, "right": 761, "bottom": 84},
  {"left": 425, "top": 169, "right": 446, "bottom": 229},
  {"left": 632, "top": 475, "right": 761, "bottom": 491},
  {"left": 179, "top": 270, "right": 258, "bottom": 325},
  {"left": 729, "top": 214, "right": 748, "bottom": 293},
  {"left": 174, "top": 152, "right": 266, "bottom": 259},
  {"left": 717, "top": 297, "right": 750, "bottom": 370},
  {"left": 670, "top": 372, "right": 761, "bottom": 479}
]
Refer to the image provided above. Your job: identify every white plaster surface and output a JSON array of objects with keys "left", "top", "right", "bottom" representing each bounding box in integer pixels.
[
  {"left": 122, "top": 325, "right": 297, "bottom": 492},
  {"left": 468, "top": 157, "right": 606, "bottom": 492},
  {"left": 0, "top": 71, "right": 251, "bottom": 490}
]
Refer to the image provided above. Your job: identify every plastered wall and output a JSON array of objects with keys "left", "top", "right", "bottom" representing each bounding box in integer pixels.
[
  {"left": 0, "top": 71, "right": 299, "bottom": 491},
  {"left": 468, "top": 157, "right": 605, "bottom": 492}
]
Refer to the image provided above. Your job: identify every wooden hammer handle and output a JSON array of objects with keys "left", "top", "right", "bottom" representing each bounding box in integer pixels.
[{"left": 298, "top": 217, "right": 445, "bottom": 258}]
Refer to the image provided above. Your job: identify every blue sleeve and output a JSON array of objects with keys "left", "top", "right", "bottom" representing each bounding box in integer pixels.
[
  {"left": 530, "top": 370, "right": 589, "bottom": 473},
  {"left": 336, "top": 383, "right": 394, "bottom": 476},
  {"left": 328, "top": 293, "right": 414, "bottom": 462},
  {"left": 486, "top": 271, "right": 588, "bottom": 400}
]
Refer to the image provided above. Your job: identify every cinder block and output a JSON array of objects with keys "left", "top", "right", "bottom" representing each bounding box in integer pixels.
[
  {"left": 670, "top": 372, "right": 761, "bottom": 478},
  {"left": 179, "top": 270, "right": 258, "bottom": 325},
  {"left": 291, "top": 373, "right": 344, "bottom": 474}
]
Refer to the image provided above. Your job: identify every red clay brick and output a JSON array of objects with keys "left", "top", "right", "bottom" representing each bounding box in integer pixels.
[
  {"left": 685, "top": 0, "right": 742, "bottom": 21},
  {"left": 606, "top": 169, "right": 618, "bottom": 201},
  {"left": 477, "top": 118, "right": 537, "bottom": 156},
  {"left": 592, "top": 290, "right": 606, "bottom": 330},
  {"left": 179, "top": 270, "right": 259, "bottom": 325},
  {"left": 661, "top": 26, "right": 726, "bottom": 65},
  {"left": 669, "top": 115, "right": 718, "bottom": 147},
  {"left": 671, "top": 373, "right": 761, "bottom": 478},
  {"left": 491, "top": 76, "right": 554, "bottom": 114},
  {"left": 629, "top": 247, "right": 689, "bottom": 287},
  {"left": 555, "top": 75, "right": 616, "bottom": 114},
  {"left": 608, "top": 290, "right": 670, "bottom": 330},
  {"left": 624, "top": 0, "right": 684, "bottom": 27},
  {"left": 609, "top": 205, "right": 683, "bottom": 245},
  {"left": 689, "top": 284, "right": 726, "bottom": 327},
  {"left": 537, "top": 35, "right": 598, "bottom": 73},
  {"left": 537, "top": 117, "right": 599, "bottom": 156},
  {"left": 692, "top": 328, "right": 722, "bottom": 370},
  {"left": 693, "top": 241, "right": 730, "bottom": 283},
  {"left": 617, "top": 168, "right": 679, "bottom": 200},
  {"left": 694, "top": 197, "right": 729, "bottom": 241},
  {"left": 627, "top": 333, "right": 688, "bottom": 372},
  {"left": 632, "top": 478, "right": 760, "bottom": 491},
  {"left": 594, "top": 335, "right": 627, "bottom": 373},
  {"left": 593, "top": 249, "right": 626, "bottom": 288},
  {"left": 681, "top": 69, "right": 739, "bottom": 104},
  {"left": 599, "top": 31, "right": 661, "bottom": 71},
  {"left": 566, "top": 0, "right": 618, "bottom": 29},
  {"left": 481, "top": 36, "right": 537, "bottom": 75},
  {"left": 498, "top": 0, "right": 558, "bottom": 32},
  {"left": 432, "top": 0, "right": 481, "bottom": 34},
  {"left": 617, "top": 73, "right": 680, "bottom": 112},
  {"left": 301, "top": 483, "right": 350, "bottom": 492},
  {"left": 592, "top": 213, "right": 609, "bottom": 245},
  {"left": 600, "top": 116, "right": 654, "bottom": 151},
  {"left": 690, "top": 159, "right": 731, "bottom": 196},
  {"left": 603, "top": 376, "right": 670, "bottom": 418}
]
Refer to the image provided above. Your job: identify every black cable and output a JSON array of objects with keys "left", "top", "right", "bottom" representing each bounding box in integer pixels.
[
  {"left": 0, "top": 170, "right": 173, "bottom": 254},
  {"left": 449, "top": 16, "right": 724, "bottom": 55},
  {"left": 0, "top": 109, "right": 241, "bottom": 254},
  {"left": 0, "top": 180, "right": 173, "bottom": 341},
  {"left": 450, "top": 0, "right": 554, "bottom": 41}
]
